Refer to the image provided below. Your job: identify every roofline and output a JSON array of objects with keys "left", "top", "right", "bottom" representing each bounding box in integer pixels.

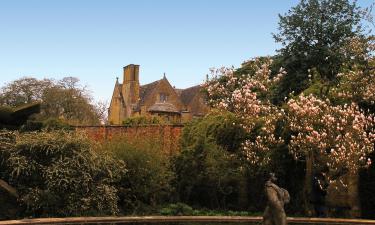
[{"left": 148, "top": 110, "right": 181, "bottom": 115}]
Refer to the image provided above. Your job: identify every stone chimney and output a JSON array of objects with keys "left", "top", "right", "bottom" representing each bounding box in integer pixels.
[
  {"left": 123, "top": 64, "right": 139, "bottom": 83},
  {"left": 122, "top": 64, "right": 140, "bottom": 116}
]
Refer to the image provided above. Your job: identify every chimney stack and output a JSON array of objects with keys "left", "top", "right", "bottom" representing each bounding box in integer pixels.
[{"left": 123, "top": 64, "right": 139, "bottom": 82}]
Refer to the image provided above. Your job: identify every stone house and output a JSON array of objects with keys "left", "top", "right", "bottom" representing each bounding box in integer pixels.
[{"left": 108, "top": 64, "right": 209, "bottom": 125}]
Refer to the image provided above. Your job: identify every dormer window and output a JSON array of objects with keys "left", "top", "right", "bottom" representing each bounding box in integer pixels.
[{"left": 160, "top": 93, "right": 168, "bottom": 102}]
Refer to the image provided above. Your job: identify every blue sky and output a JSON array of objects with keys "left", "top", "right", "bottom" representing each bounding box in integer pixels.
[{"left": 0, "top": 0, "right": 373, "bottom": 102}]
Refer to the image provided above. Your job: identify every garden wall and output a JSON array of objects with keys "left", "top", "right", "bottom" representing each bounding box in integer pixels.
[{"left": 75, "top": 125, "right": 183, "bottom": 154}]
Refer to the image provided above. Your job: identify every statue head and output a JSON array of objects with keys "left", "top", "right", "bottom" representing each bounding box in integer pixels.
[{"left": 269, "top": 172, "right": 277, "bottom": 182}]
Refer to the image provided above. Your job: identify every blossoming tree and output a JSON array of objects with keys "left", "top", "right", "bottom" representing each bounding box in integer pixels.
[
  {"left": 203, "top": 57, "right": 286, "bottom": 166},
  {"left": 287, "top": 94, "right": 375, "bottom": 182},
  {"left": 204, "top": 55, "right": 375, "bottom": 182}
]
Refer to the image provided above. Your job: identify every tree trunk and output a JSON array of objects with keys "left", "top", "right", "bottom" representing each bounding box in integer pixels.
[
  {"left": 304, "top": 151, "right": 314, "bottom": 216},
  {"left": 348, "top": 173, "right": 361, "bottom": 218}
]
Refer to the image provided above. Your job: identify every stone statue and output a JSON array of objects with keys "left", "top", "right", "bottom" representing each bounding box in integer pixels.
[
  {"left": 0, "top": 102, "right": 40, "bottom": 130},
  {"left": 263, "top": 173, "right": 290, "bottom": 225}
]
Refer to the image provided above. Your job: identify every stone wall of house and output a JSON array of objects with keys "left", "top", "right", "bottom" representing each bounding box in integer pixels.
[{"left": 75, "top": 125, "right": 183, "bottom": 154}]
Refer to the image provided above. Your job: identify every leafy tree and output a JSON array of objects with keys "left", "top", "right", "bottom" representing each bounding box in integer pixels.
[
  {"left": 0, "top": 78, "right": 53, "bottom": 106},
  {"left": 273, "top": 0, "right": 367, "bottom": 101},
  {"left": 41, "top": 84, "right": 99, "bottom": 125}
]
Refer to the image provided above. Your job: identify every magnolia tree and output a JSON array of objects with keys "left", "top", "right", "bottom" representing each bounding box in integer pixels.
[
  {"left": 203, "top": 58, "right": 285, "bottom": 166},
  {"left": 287, "top": 94, "right": 375, "bottom": 183},
  {"left": 204, "top": 56, "right": 375, "bottom": 182},
  {"left": 334, "top": 36, "right": 375, "bottom": 106}
]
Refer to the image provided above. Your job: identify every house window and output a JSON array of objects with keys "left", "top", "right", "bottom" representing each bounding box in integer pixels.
[{"left": 160, "top": 93, "right": 168, "bottom": 102}]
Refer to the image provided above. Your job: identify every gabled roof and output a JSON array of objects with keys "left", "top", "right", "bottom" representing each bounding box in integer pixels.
[
  {"left": 179, "top": 85, "right": 202, "bottom": 106},
  {"left": 139, "top": 80, "right": 161, "bottom": 106}
]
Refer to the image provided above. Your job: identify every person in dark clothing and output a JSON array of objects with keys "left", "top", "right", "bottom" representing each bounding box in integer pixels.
[{"left": 311, "top": 171, "right": 328, "bottom": 217}]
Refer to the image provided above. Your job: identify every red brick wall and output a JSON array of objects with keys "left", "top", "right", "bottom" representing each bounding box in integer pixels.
[{"left": 75, "top": 125, "right": 183, "bottom": 154}]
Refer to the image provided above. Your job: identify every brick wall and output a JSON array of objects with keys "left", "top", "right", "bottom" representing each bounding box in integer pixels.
[{"left": 75, "top": 125, "right": 183, "bottom": 154}]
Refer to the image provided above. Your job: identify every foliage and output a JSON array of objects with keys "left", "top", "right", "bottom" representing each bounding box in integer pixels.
[
  {"left": 98, "top": 136, "right": 174, "bottom": 215},
  {"left": 122, "top": 116, "right": 161, "bottom": 126},
  {"left": 273, "top": 0, "right": 367, "bottom": 101},
  {"left": 180, "top": 111, "right": 246, "bottom": 153},
  {"left": 159, "top": 203, "right": 194, "bottom": 216},
  {"left": 0, "top": 131, "right": 125, "bottom": 217},
  {"left": 0, "top": 77, "right": 104, "bottom": 125},
  {"left": 174, "top": 112, "right": 248, "bottom": 210}
]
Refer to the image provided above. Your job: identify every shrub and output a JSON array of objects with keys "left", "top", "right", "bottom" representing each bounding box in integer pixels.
[
  {"left": 99, "top": 136, "right": 175, "bottom": 215},
  {"left": 160, "top": 203, "right": 193, "bottom": 216},
  {"left": 0, "top": 130, "right": 125, "bottom": 218}
]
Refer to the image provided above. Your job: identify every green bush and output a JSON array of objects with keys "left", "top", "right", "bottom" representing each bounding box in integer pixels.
[
  {"left": 160, "top": 203, "right": 194, "bottom": 216},
  {"left": 122, "top": 116, "right": 161, "bottom": 126},
  {"left": 174, "top": 111, "right": 248, "bottom": 210},
  {"left": 41, "top": 118, "right": 72, "bottom": 131},
  {"left": 99, "top": 136, "right": 175, "bottom": 215},
  {"left": 0, "top": 131, "right": 125, "bottom": 218},
  {"left": 181, "top": 110, "right": 246, "bottom": 153}
]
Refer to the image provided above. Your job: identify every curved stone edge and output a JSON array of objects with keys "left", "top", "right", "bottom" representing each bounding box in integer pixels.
[{"left": 1, "top": 216, "right": 375, "bottom": 225}]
